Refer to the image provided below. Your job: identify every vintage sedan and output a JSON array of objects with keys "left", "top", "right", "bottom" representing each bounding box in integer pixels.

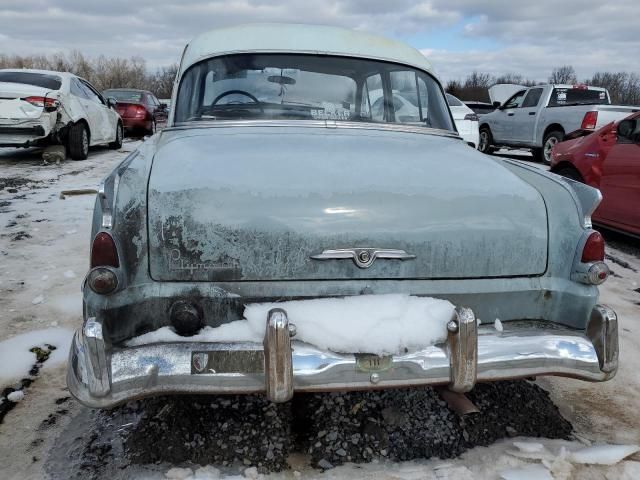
[{"left": 68, "top": 24, "right": 618, "bottom": 408}]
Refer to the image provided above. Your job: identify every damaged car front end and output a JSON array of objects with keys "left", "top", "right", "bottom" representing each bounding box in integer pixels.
[{"left": 67, "top": 24, "right": 618, "bottom": 408}]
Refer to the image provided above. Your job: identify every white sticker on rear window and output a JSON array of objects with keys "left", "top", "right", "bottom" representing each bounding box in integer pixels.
[{"left": 599, "top": 92, "right": 606, "bottom": 99}]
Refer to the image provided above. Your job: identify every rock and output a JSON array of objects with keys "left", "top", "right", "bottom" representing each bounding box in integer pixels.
[
  {"left": 244, "top": 466, "right": 259, "bottom": 479},
  {"left": 42, "top": 145, "right": 66, "bottom": 164},
  {"left": 317, "top": 459, "right": 334, "bottom": 470}
]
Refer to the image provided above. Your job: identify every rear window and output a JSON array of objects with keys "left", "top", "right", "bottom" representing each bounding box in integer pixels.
[
  {"left": 0, "top": 72, "right": 62, "bottom": 90},
  {"left": 103, "top": 90, "right": 144, "bottom": 103},
  {"left": 446, "top": 94, "right": 464, "bottom": 107},
  {"left": 548, "top": 88, "right": 609, "bottom": 107}
]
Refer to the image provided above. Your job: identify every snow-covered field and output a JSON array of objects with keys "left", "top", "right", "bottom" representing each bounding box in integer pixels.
[{"left": 0, "top": 143, "right": 638, "bottom": 479}]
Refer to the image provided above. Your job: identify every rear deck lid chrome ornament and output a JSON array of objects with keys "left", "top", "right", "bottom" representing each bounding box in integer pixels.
[{"left": 310, "top": 248, "right": 416, "bottom": 269}]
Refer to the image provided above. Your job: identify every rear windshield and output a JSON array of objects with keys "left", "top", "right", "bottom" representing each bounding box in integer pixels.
[
  {"left": 446, "top": 94, "right": 464, "bottom": 107},
  {"left": 0, "top": 72, "right": 62, "bottom": 90},
  {"left": 103, "top": 90, "right": 143, "bottom": 103},
  {"left": 548, "top": 88, "right": 609, "bottom": 107},
  {"left": 175, "top": 53, "right": 454, "bottom": 131}
]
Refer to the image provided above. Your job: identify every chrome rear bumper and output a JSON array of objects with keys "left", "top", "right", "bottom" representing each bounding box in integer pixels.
[{"left": 67, "top": 305, "right": 618, "bottom": 408}]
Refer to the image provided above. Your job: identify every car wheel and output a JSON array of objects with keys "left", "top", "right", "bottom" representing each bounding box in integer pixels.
[
  {"left": 68, "top": 122, "right": 89, "bottom": 160},
  {"left": 109, "top": 122, "right": 123, "bottom": 150},
  {"left": 556, "top": 167, "right": 583, "bottom": 182},
  {"left": 478, "top": 127, "right": 496, "bottom": 154},
  {"left": 542, "top": 130, "right": 564, "bottom": 165}
]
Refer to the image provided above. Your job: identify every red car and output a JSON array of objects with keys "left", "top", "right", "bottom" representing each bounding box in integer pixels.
[
  {"left": 102, "top": 88, "right": 168, "bottom": 135},
  {"left": 551, "top": 112, "right": 640, "bottom": 236}
]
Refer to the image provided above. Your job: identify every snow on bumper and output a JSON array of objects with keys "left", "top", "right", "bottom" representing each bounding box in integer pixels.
[{"left": 67, "top": 305, "right": 619, "bottom": 408}]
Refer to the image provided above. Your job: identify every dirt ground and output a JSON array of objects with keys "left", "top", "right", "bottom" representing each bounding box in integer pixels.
[{"left": 0, "top": 144, "right": 638, "bottom": 479}]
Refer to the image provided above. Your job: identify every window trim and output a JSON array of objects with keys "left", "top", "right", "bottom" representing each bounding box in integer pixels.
[{"left": 174, "top": 52, "right": 455, "bottom": 131}]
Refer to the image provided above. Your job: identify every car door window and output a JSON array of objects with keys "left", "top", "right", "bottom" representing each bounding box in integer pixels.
[
  {"left": 70, "top": 79, "right": 89, "bottom": 99},
  {"left": 502, "top": 91, "right": 526, "bottom": 109},
  {"left": 80, "top": 80, "right": 105, "bottom": 105},
  {"left": 521, "top": 88, "right": 543, "bottom": 108}
]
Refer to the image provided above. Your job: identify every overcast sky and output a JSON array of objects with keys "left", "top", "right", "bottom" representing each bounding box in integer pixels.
[{"left": 1, "top": 0, "right": 638, "bottom": 82}]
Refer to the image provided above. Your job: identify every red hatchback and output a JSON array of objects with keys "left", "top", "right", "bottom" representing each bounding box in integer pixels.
[{"left": 551, "top": 112, "right": 640, "bottom": 236}]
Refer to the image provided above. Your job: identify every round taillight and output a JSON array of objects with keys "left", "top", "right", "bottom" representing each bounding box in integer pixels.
[
  {"left": 87, "top": 267, "right": 118, "bottom": 294},
  {"left": 91, "top": 232, "right": 119, "bottom": 268},
  {"left": 170, "top": 301, "right": 203, "bottom": 336},
  {"left": 587, "top": 262, "right": 610, "bottom": 285},
  {"left": 581, "top": 231, "right": 605, "bottom": 263}
]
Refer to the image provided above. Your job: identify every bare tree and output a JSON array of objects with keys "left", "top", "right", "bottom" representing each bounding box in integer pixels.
[
  {"left": 586, "top": 71, "right": 640, "bottom": 105},
  {"left": 549, "top": 65, "right": 577, "bottom": 85}
]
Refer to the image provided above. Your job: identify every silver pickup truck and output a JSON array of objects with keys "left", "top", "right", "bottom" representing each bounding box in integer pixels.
[{"left": 478, "top": 84, "right": 639, "bottom": 163}]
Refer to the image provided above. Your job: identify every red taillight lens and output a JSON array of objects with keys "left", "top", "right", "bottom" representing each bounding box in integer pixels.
[
  {"left": 124, "top": 105, "right": 147, "bottom": 119},
  {"left": 91, "top": 232, "right": 119, "bottom": 268},
  {"left": 582, "top": 231, "right": 605, "bottom": 263},
  {"left": 581, "top": 111, "right": 598, "bottom": 130},
  {"left": 22, "top": 96, "right": 58, "bottom": 109}
]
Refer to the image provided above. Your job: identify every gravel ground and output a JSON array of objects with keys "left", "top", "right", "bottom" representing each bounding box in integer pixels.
[{"left": 44, "top": 381, "right": 571, "bottom": 478}]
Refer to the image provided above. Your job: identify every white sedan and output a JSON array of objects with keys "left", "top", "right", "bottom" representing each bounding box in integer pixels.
[
  {"left": 446, "top": 93, "right": 480, "bottom": 149},
  {"left": 0, "top": 69, "right": 123, "bottom": 159}
]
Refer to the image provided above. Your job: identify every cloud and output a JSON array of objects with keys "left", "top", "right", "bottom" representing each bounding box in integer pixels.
[{"left": 0, "top": 0, "right": 638, "bottom": 81}]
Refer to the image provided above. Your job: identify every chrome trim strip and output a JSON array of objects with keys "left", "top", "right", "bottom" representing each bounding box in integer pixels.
[
  {"left": 67, "top": 306, "right": 618, "bottom": 408},
  {"left": 98, "top": 183, "right": 112, "bottom": 229},
  {"left": 310, "top": 248, "right": 416, "bottom": 269},
  {"left": 166, "top": 119, "right": 461, "bottom": 140}
]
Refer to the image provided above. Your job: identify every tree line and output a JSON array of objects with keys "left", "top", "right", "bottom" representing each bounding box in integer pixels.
[
  {"left": 446, "top": 65, "right": 640, "bottom": 106},
  {"left": 2, "top": 52, "right": 639, "bottom": 106},
  {"left": 0, "top": 51, "right": 178, "bottom": 99}
]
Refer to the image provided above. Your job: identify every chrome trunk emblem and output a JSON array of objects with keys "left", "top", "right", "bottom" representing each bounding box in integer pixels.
[{"left": 310, "top": 248, "right": 416, "bottom": 269}]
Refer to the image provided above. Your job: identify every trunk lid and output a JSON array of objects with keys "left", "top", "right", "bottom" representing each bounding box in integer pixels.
[
  {"left": 147, "top": 125, "right": 548, "bottom": 281},
  {"left": 0, "top": 82, "right": 50, "bottom": 120}
]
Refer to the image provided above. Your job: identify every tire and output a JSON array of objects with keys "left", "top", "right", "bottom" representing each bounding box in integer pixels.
[
  {"left": 478, "top": 127, "right": 496, "bottom": 154},
  {"left": 109, "top": 122, "right": 123, "bottom": 150},
  {"left": 531, "top": 148, "right": 544, "bottom": 163},
  {"left": 542, "top": 130, "right": 564, "bottom": 165},
  {"left": 556, "top": 167, "right": 583, "bottom": 182},
  {"left": 68, "top": 122, "right": 89, "bottom": 160}
]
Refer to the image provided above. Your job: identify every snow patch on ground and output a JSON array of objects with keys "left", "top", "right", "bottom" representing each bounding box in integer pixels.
[
  {"left": 128, "top": 294, "right": 455, "bottom": 355},
  {"left": 569, "top": 444, "right": 640, "bottom": 465},
  {"left": 0, "top": 328, "right": 74, "bottom": 384},
  {"left": 7, "top": 390, "right": 25, "bottom": 402}
]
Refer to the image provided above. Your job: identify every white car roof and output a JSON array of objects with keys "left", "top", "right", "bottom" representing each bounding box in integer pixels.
[{"left": 181, "top": 23, "right": 434, "bottom": 75}]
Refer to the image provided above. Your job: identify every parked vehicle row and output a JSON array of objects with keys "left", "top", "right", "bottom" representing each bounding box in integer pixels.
[
  {"left": 0, "top": 70, "right": 169, "bottom": 159},
  {"left": 551, "top": 111, "right": 640, "bottom": 236},
  {"left": 478, "top": 83, "right": 639, "bottom": 164},
  {"left": 67, "top": 24, "right": 618, "bottom": 408},
  {"left": 0, "top": 69, "right": 122, "bottom": 159}
]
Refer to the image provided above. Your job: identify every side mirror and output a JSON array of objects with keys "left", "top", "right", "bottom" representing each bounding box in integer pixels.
[
  {"left": 492, "top": 101, "right": 501, "bottom": 109},
  {"left": 159, "top": 103, "right": 168, "bottom": 110},
  {"left": 107, "top": 97, "right": 117, "bottom": 108},
  {"left": 616, "top": 119, "right": 636, "bottom": 139}
]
